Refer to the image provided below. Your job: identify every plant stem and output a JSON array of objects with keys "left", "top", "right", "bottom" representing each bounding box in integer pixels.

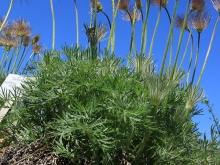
[
  {"left": 190, "top": 32, "right": 200, "bottom": 85},
  {"left": 196, "top": 16, "right": 220, "bottom": 87},
  {"left": 74, "top": 0, "right": 79, "bottom": 47},
  {"left": 164, "top": 7, "right": 171, "bottom": 24},
  {"left": 171, "top": 0, "right": 190, "bottom": 78},
  {"left": 160, "top": 0, "right": 179, "bottom": 77},
  {"left": 140, "top": 0, "right": 150, "bottom": 56},
  {"left": 148, "top": 8, "right": 161, "bottom": 57},
  {"left": 101, "top": 11, "right": 111, "bottom": 29},
  {"left": 50, "top": 0, "right": 56, "bottom": 51},
  {"left": 107, "top": 0, "right": 121, "bottom": 53},
  {"left": 186, "top": 29, "right": 194, "bottom": 85},
  {"left": 180, "top": 29, "right": 192, "bottom": 68},
  {"left": 0, "top": 0, "right": 14, "bottom": 32}
]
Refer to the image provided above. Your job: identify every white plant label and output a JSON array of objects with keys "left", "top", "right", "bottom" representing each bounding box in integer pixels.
[{"left": 0, "top": 74, "right": 29, "bottom": 122}]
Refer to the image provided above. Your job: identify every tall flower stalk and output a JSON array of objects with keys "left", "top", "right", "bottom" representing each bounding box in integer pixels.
[
  {"left": 50, "top": 0, "right": 56, "bottom": 51},
  {"left": 107, "top": 0, "right": 122, "bottom": 53},
  {"left": 140, "top": 0, "right": 150, "bottom": 56},
  {"left": 196, "top": 13, "right": 220, "bottom": 87},
  {"left": 0, "top": 0, "right": 14, "bottom": 32},
  {"left": 74, "top": 0, "right": 79, "bottom": 47},
  {"left": 148, "top": 8, "right": 161, "bottom": 57},
  {"left": 160, "top": 0, "right": 179, "bottom": 78},
  {"left": 188, "top": 11, "right": 212, "bottom": 85},
  {"left": 171, "top": 0, "right": 190, "bottom": 79}
]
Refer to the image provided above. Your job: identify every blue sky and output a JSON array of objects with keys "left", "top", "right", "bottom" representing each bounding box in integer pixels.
[{"left": 1, "top": 0, "right": 220, "bottom": 138}]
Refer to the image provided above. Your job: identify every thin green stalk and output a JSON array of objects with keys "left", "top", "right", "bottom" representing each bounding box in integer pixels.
[
  {"left": 107, "top": 0, "right": 121, "bottom": 53},
  {"left": 159, "top": 0, "right": 179, "bottom": 77},
  {"left": 190, "top": 32, "right": 200, "bottom": 85},
  {"left": 11, "top": 40, "right": 23, "bottom": 73},
  {"left": 129, "top": 9, "right": 136, "bottom": 55},
  {"left": 90, "top": 7, "right": 93, "bottom": 28},
  {"left": 179, "top": 30, "right": 192, "bottom": 68},
  {"left": 0, "top": 49, "right": 7, "bottom": 68},
  {"left": 16, "top": 43, "right": 32, "bottom": 73},
  {"left": 127, "top": 9, "right": 136, "bottom": 68},
  {"left": 148, "top": 9, "right": 161, "bottom": 57},
  {"left": 0, "top": 0, "right": 14, "bottom": 32},
  {"left": 171, "top": 0, "right": 190, "bottom": 77},
  {"left": 140, "top": 0, "right": 150, "bottom": 56},
  {"left": 186, "top": 29, "right": 194, "bottom": 85},
  {"left": 7, "top": 44, "right": 19, "bottom": 73},
  {"left": 196, "top": 16, "right": 220, "bottom": 87},
  {"left": 74, "top": 0, "right": 79, "bottom": 47},
  {"left": 50, "top": 0, "right": 56, "bottom": 51},
  {"left": 111, "top": 0, "right": 115, "bottom": 53},
  {"left": 0, "top": 50, "right": 10, "bottom": 74},
  {"left": 91, "top": 0, "right": 98, "bottom": 58}
]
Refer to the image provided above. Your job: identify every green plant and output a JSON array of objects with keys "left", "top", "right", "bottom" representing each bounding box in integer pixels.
[{"left": 0, "top": 0, "right": 220, "bottom": 164}]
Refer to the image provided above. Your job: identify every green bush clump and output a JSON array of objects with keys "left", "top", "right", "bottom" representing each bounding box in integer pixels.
[{"left": 1, "top": 46, "right": 219, "bottom": 164}]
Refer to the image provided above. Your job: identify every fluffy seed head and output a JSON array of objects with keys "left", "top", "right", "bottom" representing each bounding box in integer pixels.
[
  {"left": 3, "top": 24, "right": 14, "bottom": 37},
  {"left": 23, "top": 36, "right": 30, "bottom": 46},
  {"left": 0, "top": 35, "right": 18, "bottom": 51},
  {"left": 174, "top": 14, "right": 189, "bottom": 30},
  {"left": 210, "top": 0, "right": 220, "bottom": 13},
  {"left": 151, "top": 0, "right": 169, "bottom": 8},
  {"left": 12, "top": 19, "right": 31, "bottom": 37},
  {"left": 32, "top": 43, "right": 42, "bottom": 54},
  {"left": 121, "top": 6, "right": 141, "bottom": 22},
  {"left": 191, "top": 0, "right": 205, "bottom": 13},
  {"left": 188, "top": 11, "right": 212, "bottom": 33},
  {"left": 115, "top": 0, "right": 130, "bottom": 11},
  {"left": 135, "top": 0, "right": 142, "bottom": 9},
  {"left": 84, "top": 23, "right": 107, "bottom": 47},
  {"left": 90, "top": 0, "right": 103, "bottom": 12},
  {"left": 32, "top": 34, "right": 40, "bottom": 44}
]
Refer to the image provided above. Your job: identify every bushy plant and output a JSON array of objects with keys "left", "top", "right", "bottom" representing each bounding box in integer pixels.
[
  {"left": 0, "top": 0, "right": 220, "bottom": 164},
  {"left": 0, "top": 45, "right": 219, "bottom": 164}
]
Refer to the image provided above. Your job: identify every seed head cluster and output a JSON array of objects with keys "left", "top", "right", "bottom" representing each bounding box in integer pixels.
[{"left": 150, "top": 0, "right": 169, "bottom": 8}]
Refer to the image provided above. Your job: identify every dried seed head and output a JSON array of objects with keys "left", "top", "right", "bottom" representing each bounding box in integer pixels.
[
  {"left": 210, "top": 0, "right": 220, "bottom": 13},
  {"left": 174, "top": 14, "right": 189, "bottom": 30},
  {"left": 90, "top": 0, "right": 103, "bottom": 12},
  {"left": 3, "top": 24, "right": 14, "bottom": 37},
  {"left": 32, "top": 43, "right": 42, "bottom": 54},
  {"left": 83, "top": 23, "right": 107, "bottom": 47},
  {"left": 191, "top": 0, "right": 205, "bottom": 13},
  {"left": 23, "top": 36, "right": 30, "bottom": 46},
  {"left": 135, "top": 0, "right": 142, "bottom": 9},
  {"left": 151, "top": 0, "right": 169, "bottom": 8},
  {"left": 188, "top": 11, "right": 212, "bottom": 33},
  {"left": 32, "top": 34, "right": 40, "bottom": 44},
  {"left": 115, "top": 0, "right": 130, "bottom": 11},
  {"left": 121, "top": 6, "right": 141, "bottom": 23},
  {"left": 0, "top": 35, "right": 18, "bottom": 51},
  {"left": 12, "top": 19, "right": 31, "bottom": 37}
]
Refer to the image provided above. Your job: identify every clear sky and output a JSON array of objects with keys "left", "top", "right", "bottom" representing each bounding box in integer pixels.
[{"left": 1, "top": 0, "right": 220, "bottom": 138}]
